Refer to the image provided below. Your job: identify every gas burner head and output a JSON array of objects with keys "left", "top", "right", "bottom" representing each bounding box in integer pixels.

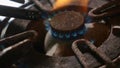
[{"left": 49, "top": 11, "right": 86, "bottom": 40}]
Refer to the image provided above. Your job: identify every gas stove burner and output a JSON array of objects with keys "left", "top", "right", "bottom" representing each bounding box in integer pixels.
[
  {"left": 43, "top": 7, "right": 92, "bottom": 31},
  {"left": 48, "top": 11, "right": 86, "bottom": 40},
  {"left": 51, "top": 26, "right": 87, "bottom": 40},
  {"left": 0, "top": 0, "right": 120, "bottom": 68}
]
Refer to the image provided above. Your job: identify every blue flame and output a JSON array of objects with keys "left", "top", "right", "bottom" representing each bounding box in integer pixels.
[
  {"left": 72, "top": 32, "right": 77, "bottom": 37},
  {"left": 52, "top": 32, "right": 57, "bottom": 37},
  {"left": 51, "top": 26, "right": 87, "bottom": 40},
  {"left": 84, "top": 15, "right": 92, "bottom": 23},
  {"left": 58, "top": 34, "right": 64, "bottom": 38},
  {"left": 78, "top": 28, "right": 87, "bottom": 35},
  {"left": 44, "top": 20, "right": 51, "bottom": 31},
  {"left": 45, "top": 11, "right": 92, "bottom": 40},
  {"left": 78, "top": 30, "right": 84, "bottom": 35},
  {"left": 65, "top": 34, "right": 70, "bottom": 38}
]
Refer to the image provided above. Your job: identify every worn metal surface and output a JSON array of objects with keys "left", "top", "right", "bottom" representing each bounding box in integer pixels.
[
  {"left": 16, "top": 0, "right": 120, "bottom": 67},
  {"left": 72, "top": 39, "right": 112, "bottom": 68},
  {"left": 72, "top": 26, "right": 120, "bottom": 68},
  {"left": 88, "top": 0, "right": 120, "bottom": 20},
  {"left": 0, "top": 30, "right": 37, "bottom": 47},
  {"left": 1, "top": 0, "right": 120, "bottom": 68},
  {"left": 18, "top": 48, "right": 81, "bottom": 68},
  {"left": 16, "top": 27, "right": 120, "bottom": 68},
  {"left": 0, "top": 30, "right": 37, "bottom": 67}
]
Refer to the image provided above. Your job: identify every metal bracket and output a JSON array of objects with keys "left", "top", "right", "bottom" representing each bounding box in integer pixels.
[
  {"left": 72, "top": 39, "right": 120, "bottom": 68},
  {"left": 0, "top": 30, "right": 37, "bottom": 67}
]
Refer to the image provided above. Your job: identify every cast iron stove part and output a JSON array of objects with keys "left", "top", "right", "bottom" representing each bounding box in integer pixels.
[
  {"left": 100, "top": 55, "right": 120, "bottom": 68},
  {"left": 0, "top": 30, "right": 38, "bottom": 67},
  {"left": 0, "top": 5, "right": 42, "bottom": 20},
  {"left": 0, "top": 18, "right": 10, "bottom": 36},
  {"left": 112, "top": 26, "right": 120, "bottom": 37},
  {"left": 0, "top": 1, "right": 33, "bottom": 33},
  {"left": 0, "top": 1, "right": 34, "bottom": 23},
  {"left": 88, "top": 0, "right": 120, "bottom": 19},
  {"left": 72, "top": 39, "right": 113, "bottom": 68},
  {"left": 0, "top": 30, "right": 37, "bottom": 50},
  {"left": 0, "top": 1, "right": 36, "bottom": 40},
  {"left": 43, "top": 0, "right": 53, "bottom": 7},
  {"left": 49, "top": 11, "right": 86, "bottom": 40},
  {"left": 31, "top": 0, "right": 53, "bottom": 11}
]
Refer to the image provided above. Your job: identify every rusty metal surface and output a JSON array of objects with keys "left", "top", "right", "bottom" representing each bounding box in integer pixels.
[
  {"left": 71, "top": 0, "right": 120, "bottom": 67},
  {"left": 88, "top": 0, "right": 120, "bottom": 20},
  {"left": 0, "top": 0, "right": 120, "bottom": 68},
  {"left": 19, "top": 48, "right": 82, "bottom": 68},
  {"left": 72, "top": 39, "right": 112, "bottom": 68},
  {"left": 0, "top": 30, "right": 37, "bottom": 48},
  {"left": 16, "top": 27, "right": 120, "bottom": 68},
  {"left": 98, "top": 27, "right": 120, "bottom": 60},
  {"left": 88, "top": 0, "right": 108, "bottom": 8},
  {"left": 72, "top": 26, "right": 120, "bottom": 68},
  {"left": 0, "top": 30, "right": 37, "bottom": 67}
]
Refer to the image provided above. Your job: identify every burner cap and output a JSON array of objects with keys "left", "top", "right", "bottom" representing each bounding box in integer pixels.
[
  {"left": 50, "top": 11, "right": 84, "bottom": 31},
  {"left": 49, "top": 11, "right": 86, "bottom": 40}
]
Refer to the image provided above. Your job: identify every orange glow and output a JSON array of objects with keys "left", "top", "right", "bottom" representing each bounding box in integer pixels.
[
  {"left": 52, "top": 0, "right": 89, "bottom": 12},
  {"left": 79, "top": 0, "right": 89, "bottom": 12}
]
